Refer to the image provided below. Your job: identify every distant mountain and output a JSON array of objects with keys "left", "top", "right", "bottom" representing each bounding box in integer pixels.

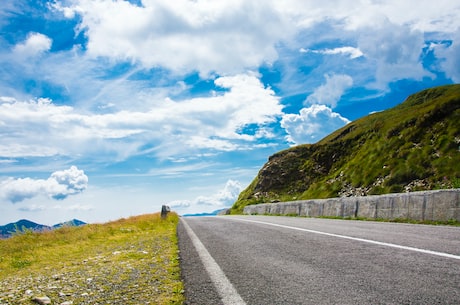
[
  {"left": 0, "top": 219, "right": 51, "bottom": 238},
  {"left": 182, "top": 208, "right": 228, "bottom": 217},
  {"left": 0, "top": 219, "right": 87, "bottom": 238},
  {"left": 231, "top": 84, "right": 460, "bottom": 213},
  {"left": 53, "top": 219, "right": 87, "bottom": 229}
]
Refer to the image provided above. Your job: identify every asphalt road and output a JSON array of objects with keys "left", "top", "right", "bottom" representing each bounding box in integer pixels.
[{"left": 177, "top": 216, "right": 460, "bottom": 305}]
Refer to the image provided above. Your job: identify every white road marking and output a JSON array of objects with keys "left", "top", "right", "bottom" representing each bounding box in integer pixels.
[
  {"left": 229, "top": 218, "right": 460, "bottom": 260},
  {"left": 181, "top": 218, "right": 247, "bottom": 305}
]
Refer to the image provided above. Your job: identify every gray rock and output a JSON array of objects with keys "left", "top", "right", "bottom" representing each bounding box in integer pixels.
[{"left": 32, "top": 296, "right": 51, "bottom": 304}]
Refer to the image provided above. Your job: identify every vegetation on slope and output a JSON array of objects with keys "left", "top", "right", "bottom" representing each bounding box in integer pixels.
[
  {"left": 0, "top": 213, "right": 184, "bottom": 305},
  {"left": 231, "top": 84, "right": 460, "bottom": 213}
]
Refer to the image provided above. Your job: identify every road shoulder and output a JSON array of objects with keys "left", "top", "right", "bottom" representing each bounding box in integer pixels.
[{"left": 177, "top": 219, "right": 222, "bottom": 305}]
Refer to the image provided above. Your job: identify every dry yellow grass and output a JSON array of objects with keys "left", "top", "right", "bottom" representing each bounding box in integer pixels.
[{"left": 0, "top": 212, "right": 184, "bottom": 304}]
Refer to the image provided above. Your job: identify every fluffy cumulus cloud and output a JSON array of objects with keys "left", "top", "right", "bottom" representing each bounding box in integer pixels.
[
  {"left": 0, "top": 74, "right": 282, "bottom": 160},
  {"left": 53, "top": 0, "right": 288, "bottom": 75},
  {"left": 284, "top": 73, "right": 352, "bottom": 144},
  {"left": 169, "top": 179, "right": 243, "bottom": 209},
  {"left": 0, "top": 166, "right": 88, "bottom": 203},
  {"left": 281, "top": 105, "right": 350, "bottom": 145},
  {"left": 305, "top": 74, "right": 353, "bottom": 108},
  {"left": 13, "top": 32, "right": 52, "bottom": 58}
]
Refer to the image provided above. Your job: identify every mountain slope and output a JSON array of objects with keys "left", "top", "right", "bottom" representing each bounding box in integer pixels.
[
  {"left": 0, "top": 219, "right": 86, "bottom": 238},
  {"left": 182, "top": 208, "right": 228, "bottom": 217},
  {"left": 52, "top": 219, "right": 87, "bottom": 229},
  {"left": 0, "top": 220, "right": 51, "bottom": 238},
  {"left": 231, "top": 84, "right": 460, "bottom": 213}
]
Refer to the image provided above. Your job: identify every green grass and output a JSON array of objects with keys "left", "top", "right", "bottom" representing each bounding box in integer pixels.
[{"left": 0, "top": 213, "right": 184, "bottom": 304}]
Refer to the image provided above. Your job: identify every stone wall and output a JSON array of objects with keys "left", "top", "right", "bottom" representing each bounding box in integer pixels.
[{"left": 243, "top": 189, "right": 460, "bottom": 222}]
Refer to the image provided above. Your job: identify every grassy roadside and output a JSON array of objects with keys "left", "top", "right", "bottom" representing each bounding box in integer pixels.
[{"left": 0, "top": 212, "right": 184, "bottom": 305}]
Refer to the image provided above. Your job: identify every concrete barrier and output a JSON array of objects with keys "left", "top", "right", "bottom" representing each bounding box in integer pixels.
[{"left": 243, "top": 189, "right": 460, "bottom": 222}]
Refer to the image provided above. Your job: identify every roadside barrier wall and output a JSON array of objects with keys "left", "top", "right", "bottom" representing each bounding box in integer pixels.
[{"left": 243, "top": 189, "right": 460, "bottom": 222}]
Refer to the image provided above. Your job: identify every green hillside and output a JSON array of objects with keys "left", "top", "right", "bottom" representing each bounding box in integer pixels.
[{"left": 231, "top": 84, "right": 460, "bottom": 213}]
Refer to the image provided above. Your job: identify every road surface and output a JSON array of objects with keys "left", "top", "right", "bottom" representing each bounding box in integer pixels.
[{"left": 178, "top": 216, "right": 460, "bottom": 305}]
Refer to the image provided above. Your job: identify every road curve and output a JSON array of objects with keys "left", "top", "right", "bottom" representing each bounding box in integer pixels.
[{"left": 178, "top": 216, "right": 460, "bottom": 305}]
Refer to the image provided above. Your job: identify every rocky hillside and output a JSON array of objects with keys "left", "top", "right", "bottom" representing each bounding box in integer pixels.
[{"left": 231, "top": 84, "right": 460, "bottom": 213}]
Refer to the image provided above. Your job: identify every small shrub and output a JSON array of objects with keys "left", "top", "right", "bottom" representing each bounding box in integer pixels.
[{"left": 452, "top": 177, "right": 460, "bottom": 188}]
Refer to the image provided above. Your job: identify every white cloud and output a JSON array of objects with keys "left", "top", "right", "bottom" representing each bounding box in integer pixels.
[
  {"left": 0, "top": 166, "right": 88, "bottom": 203},
  {"left": 169, "top": 179, "right": 243, "bottom": 209},
  {"left": 185, "top": 136, "right": 238, "bottom": 152},
  {"left": 49, "top": 166, "right": 89, "bottom": 199},
  {"left": 301, "top": 47, "right": 363, "bottom": 59},
  {"left": 284, "top": 0, "right": 460, "bottom": 33},
  {"left": 53, "top": 204, "right": 94, "bottom": 211},
  {"left": 168, "top": 200, "right": 191, "bottom": 209},
  {"left": 0, "top": 159, "right": 17, "bottom": 164},
  {"left": 281, "top": 105, "right": 350, "bottom": 145},
  {"left": 144, "top": 162, "right": 215, "bottom": 178},
  {"left": 55, "top": 0, "right": 289, "bottom": 76},
  {"left": 305, "top": 74, "right": 353, "bottom": 108},
  {"left": 13, "top": 32, "right": 52, "bottom": 58},
  {"left": 3, "top": 0, "right": 455, "bottom": 106},
  {"left": 283, "top": 2, "right": 457, "bottom": 93},
  {"left": 0, "top": 74, "right": 282, "bottom": 160},
  {"left": 356, "top": 20, "right": 434, "bottom": 89},
  {"left": 18, "top": 204, "right": 46, "bottom": 212},
  {"left": 296, "top": 19, "right": 435, "bottom": 92},
  {"left": 433, "top": 31, "right": 460, "bottom": 82},
  {"left": 351, "top": 0, "right": 460, "bottom": 33}
]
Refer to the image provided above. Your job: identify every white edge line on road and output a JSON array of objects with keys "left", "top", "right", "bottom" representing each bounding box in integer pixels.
[
  {"left": 181, "top": 218, "right": 247, "bottom": 305},
  {"left": 229, "top": 218, "right": 460, "bottom": 260}
]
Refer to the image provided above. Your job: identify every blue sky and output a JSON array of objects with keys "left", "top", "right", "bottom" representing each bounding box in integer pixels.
[{"left": 0, "top": 0, "right": 459, "bottom": 225}]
